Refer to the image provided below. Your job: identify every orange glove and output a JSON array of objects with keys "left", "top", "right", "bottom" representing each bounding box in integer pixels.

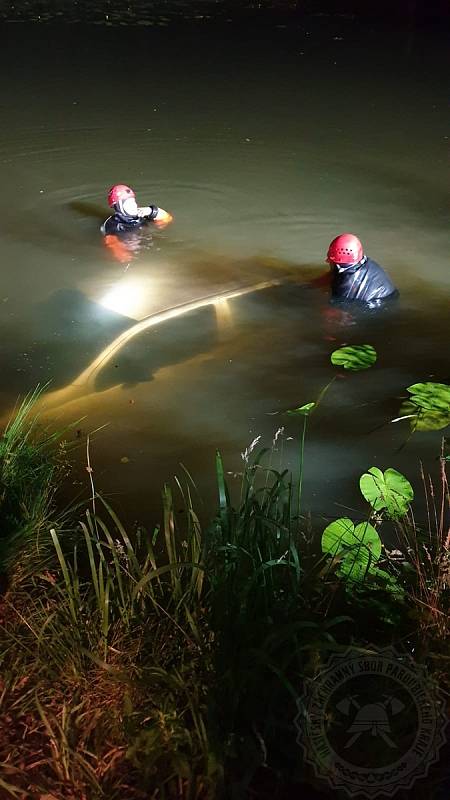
[{"left": 153, "top": 209, "right": 173, "bottom": 229}]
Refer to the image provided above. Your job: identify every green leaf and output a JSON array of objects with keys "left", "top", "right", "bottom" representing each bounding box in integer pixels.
[
  {"left": 287, "top": 402, "right": 316, "bottom": 416},
  {"left": 215, "top": 449, "right": 230, "bottom": 536},
  {"left": 330, "top": 344, "right": 377, "bottom": 371},
  {"left": 215, "top": 450, "right": 227, "bottom": 513},
  {"left": 397, "top": 401, "right": 450, "bottom": 431},
  {"left": 360, "top": 467, "right": 413, "bottom": 518},
  {"left": 397, "top": 382, "right": 450, "bottom": 432},
  {"left": 407, "top": 382, "right": 450, "bottom": 412},
  {"left": 322, "top": 518, "right": 381, "bottom": 563},
  {"left": 338, "top": 549, "right": 371, "bottom": 582},
  {"left": 369, "top": 567, "right": 404, "bottom": 596}
]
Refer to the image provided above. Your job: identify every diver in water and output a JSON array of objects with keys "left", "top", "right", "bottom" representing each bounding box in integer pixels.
[
  {"left": 101, "top": 183, "right": 172, "bottom": 235},
  {"left": 326, "top": 233, "right": 398, "bottom": 307},
  {"left": 101, "top": 183, "right": 173, "bottom": 263}
]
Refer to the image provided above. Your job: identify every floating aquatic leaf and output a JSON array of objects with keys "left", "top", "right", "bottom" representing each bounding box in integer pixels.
[
  {"left": 396, "top": 402, "right": 450, "bottom": 431},
  {"left": 287, "top": 402, "right": 316, "bottom": 416},
  {"left": 397, "top": 382, "right": 450, "bottom": 431},
  {"left": 407, "top": 382, "right": 450, "bottom": 412},
  {"left": 360, "top": 467, "right": 413, "bottom": 518},
  {"left": 330, "top": 344, "right": 377, "bottom": 371}
]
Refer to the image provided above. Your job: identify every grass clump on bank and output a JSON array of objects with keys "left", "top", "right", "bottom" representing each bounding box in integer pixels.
[
  {"left": 0, "top": 387, "right": 70, "bottom": 574},
  {"left": 0, "top": 496, "right": 215, "bottom": 798},
  {"left": 0, "top": 394, "right": 449, "bottom": 799}
]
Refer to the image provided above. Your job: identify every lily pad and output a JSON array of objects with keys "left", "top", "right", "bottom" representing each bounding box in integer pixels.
[
  {"left": 360, "top": 467, "right": 413, "bottom": 518},
  {"left": 398, "top": 382, "right": 450, "bottom": 431},
  {"left": 407, "top": 382, "right": 450, "bottom": 412},
  {"left": 330, "top": 344, "right": 377, "bottom": 371},
  {"left": 398, "top": 402, "right": 450, "bottom": 432}
]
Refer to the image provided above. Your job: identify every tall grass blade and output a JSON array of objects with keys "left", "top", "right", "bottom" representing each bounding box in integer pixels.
[{"left": 50, "top": 529, "right": 78, "bottom": 624}]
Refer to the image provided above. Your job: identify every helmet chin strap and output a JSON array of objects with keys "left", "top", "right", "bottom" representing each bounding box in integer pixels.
[{"left": 335, "top": 255, "right": 367, "bottom": 272}]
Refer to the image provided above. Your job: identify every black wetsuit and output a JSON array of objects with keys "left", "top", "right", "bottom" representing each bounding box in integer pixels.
[
  {"left": 101, "top": 205, "right": 159, "bottom": 235},
  {"left": 331, "top": 256, "right": 398, "bottom": 307}
]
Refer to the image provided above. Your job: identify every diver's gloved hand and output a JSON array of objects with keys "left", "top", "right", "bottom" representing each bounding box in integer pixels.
[
  {"left": 137, "top": 205, "right": 173, "bottom": 227},
  {"left": 137, "top": 205, "right": 157, "bottom": 218},
  {"left": 154, "top": 210, "right": 173, "bottom": 228}
]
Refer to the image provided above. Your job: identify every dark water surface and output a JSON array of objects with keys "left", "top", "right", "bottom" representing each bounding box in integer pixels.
[{"left": 0, "top": 19, "right": 448, "bottom": 521}]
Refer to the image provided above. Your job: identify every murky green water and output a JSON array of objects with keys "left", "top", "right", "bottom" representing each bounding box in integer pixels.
[{"left": 0, "top": 20, "right": 448, "bottom": 520}]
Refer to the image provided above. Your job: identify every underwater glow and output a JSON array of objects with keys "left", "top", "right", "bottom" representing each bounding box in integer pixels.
[
  {"left": 99, "top": 280, "right": 144, "bottom": 317},
  {"left": 214, "top": 298, "right": 233, "bottom": 339}
]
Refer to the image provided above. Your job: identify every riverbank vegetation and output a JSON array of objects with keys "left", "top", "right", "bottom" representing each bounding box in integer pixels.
[{"left": 0, "top": 387, "right": 449, "bottom": 799}]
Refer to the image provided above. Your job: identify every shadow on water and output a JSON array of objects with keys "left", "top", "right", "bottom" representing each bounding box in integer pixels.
[{"left": 69, "top": 200, "right": 106, "bottom": 220}]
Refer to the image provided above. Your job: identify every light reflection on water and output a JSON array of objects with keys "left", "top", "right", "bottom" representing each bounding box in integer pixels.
[{"left": 0, "top": 22, "right": 448, "bottom": 520}]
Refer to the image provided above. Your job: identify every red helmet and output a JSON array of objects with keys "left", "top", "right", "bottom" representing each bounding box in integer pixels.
[
  {"left": 327, "top": 233, "right": 364, "bottom": 265},
  {"left": 107, "top": 184, "right": 135, "bottom": 207}
]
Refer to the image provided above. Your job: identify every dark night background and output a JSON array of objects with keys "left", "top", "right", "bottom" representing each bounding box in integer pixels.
[{"left": 1, "top": 0, "right": 449, "bottom": 25}]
